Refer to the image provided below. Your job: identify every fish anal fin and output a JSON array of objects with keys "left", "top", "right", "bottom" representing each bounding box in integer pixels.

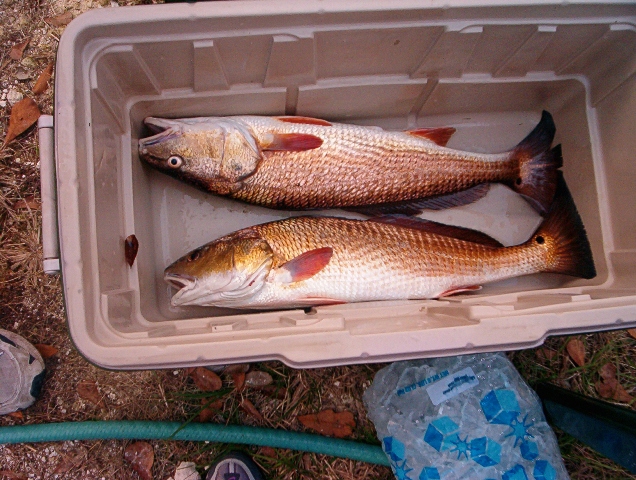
[
  {"left": 262, "top": 132, "right": 323, "bottom": 152},
  {"left": 274, "top": 247, "right": 333, "bottom": 284},
  {"left": 275, "top": 116, "right": 332, "bottom": 127},
  {"left": 439, "top": 285, "right": 482, "bottom": 297},
  {"left": 370, "top": 216, "right": 503, "bottom": 247},
  {"left": 347, "top": 184, "right": 490, "bottom": 216},
  {"left": 407, "top": 127, "right": 456, "bottom": 147}
]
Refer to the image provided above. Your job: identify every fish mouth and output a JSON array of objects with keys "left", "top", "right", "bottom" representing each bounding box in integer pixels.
[
  {"left": 139, "top": 118, "right": 182, "bottom": 149},
  {"left": 164, "top": 273, "right": 196, "bottom": 294}
]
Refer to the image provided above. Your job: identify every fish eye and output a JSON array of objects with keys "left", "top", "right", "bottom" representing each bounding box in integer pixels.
[
  {"left": 167, "top": 155, "right": 183, "bottom": 168},
  {"left": 187, "top": 249, "right": 202, "bottom": 262}
]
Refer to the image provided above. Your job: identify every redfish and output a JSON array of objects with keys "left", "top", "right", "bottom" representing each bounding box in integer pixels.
[
  {"left": 139, "top": 112, "right": 562, "bottom": 215},
  {"left": 164, "top": 176, "right": 594, "bottom": 309}
]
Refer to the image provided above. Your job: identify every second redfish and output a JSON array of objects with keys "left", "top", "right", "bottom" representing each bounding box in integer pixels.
[{"left": 139, "top": 112, "right": 562, "bottom": 214}]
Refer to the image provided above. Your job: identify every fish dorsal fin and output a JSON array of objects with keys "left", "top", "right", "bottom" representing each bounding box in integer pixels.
[
  {"left": 275, "top": 116, "right": 333, "bottom": 127},
  {"left": 273, "top": 247, "right": 333, "bottom": 284},
  {"left": 407, "top": 127, "right": 456, "bottom": 146},
  {"left": 370, "top": 216, "right": 503, "bottom": 247},
  {"left": 261, "top": 132, "right": 323, "bottom": 152},
  {"left": 346, "top": 184, "right": 490, "bottom": 217},
  {"left": 439, "top": 285, "right": 482, "bottom": 297}
]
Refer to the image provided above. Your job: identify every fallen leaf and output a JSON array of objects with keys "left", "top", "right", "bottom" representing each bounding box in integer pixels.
[
  {"left": 566, "top": 338, "right": 586, "bottom": 367},
  {"left": 12, "top": 195, "right": 41, "bottom": 211},
  {"left": 297, "top": 409, "right": 355, "bottom": 438},
  {"left": 9, "top": 39, "right": 30, "bottom": 61},
  {"left": 189, "top": 367, "right": 222, "bottom": 392},
  {"left": 124, "top": 441, "right": 154, "bottom": 480},
  {"left": 628, "top": 329, "right": 636, "bottom": 340},
  {"left": 2, "top": 97, "right": 41, "bottom": 148},
  {"left": 125, "top": 234, "right": 139, "bottom": 267},
  {"left": 53, "top": 452, "right": 84, "bottom": 475},
  {"left": 198, "top": 398, "right": 223, "bottom": 422},
  {"left": 613, "top": 384, "right": 634, "bottom": 403},
  {"left": 32, "top": 63, "right": 54, "bottom": 95},
  {"left": 34, "top": 343, "right": 58, "bottom": 358},
  {"left": 77, "top": 380, "right": 105, "bottom": 408},
  {"left": 245, "top": 371, "right": 273, "bottom": 388},
  {"left": 0, "top": 471, "right": 27, "bottom": 480},
  {"left": 596, "top": 379, "right": 617, "bottom": 399},
  {"left": 231, "top": 371, "right": 245, "bottom": 390},
  {"left": 240, "top": 398, "right": 264, "bottom": 422},
  {"left": 257, "top": 384, "right": 286, "bottom": 400},
  {"left": 45, "top": 11, "right": 73, "bottom": 27},
  {"left": 535, "top": 347, "right": 557, "bottom": 362},
  {"left": 7, "top": 411, "right": 23, "bottom": 419},
  {"left": 599, "top": 363, "right": 617, "bottom": 382},
  {"left": 223, "top": 363, "right": 249, "bottom": 374},
  {"left": 259, "top": 446, "right": 277, "bottom": 458}
]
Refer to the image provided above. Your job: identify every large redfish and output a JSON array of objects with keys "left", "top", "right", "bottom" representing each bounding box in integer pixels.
[
  {"left": 164, "top": 176, "right": 594, "bottom": 309},
  {"left": 139, "top": 112, "right": 562, "bottom": 215}
]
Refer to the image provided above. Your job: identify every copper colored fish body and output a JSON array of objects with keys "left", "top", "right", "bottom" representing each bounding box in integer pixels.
[
  {"left": 139, "top": 112, "right": 562, "bottom": 214},
  {"left": 164, "top": 177, "right": 595, "bottom": 309}
]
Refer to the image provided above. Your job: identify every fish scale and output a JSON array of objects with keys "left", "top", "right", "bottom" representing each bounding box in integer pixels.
[
  {"left": 242, "top": 217, "right": 546, "bottom": 306},
  {"left": 140, "top": 113, "right": 561, "bottom": 214}
]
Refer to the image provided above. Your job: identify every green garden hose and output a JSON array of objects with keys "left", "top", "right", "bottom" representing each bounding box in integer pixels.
[{"left": 0, "top": 421, "right": 390, "bottom": 466}]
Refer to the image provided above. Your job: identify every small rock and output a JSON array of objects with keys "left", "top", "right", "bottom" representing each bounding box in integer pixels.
[
  {"left": 6, "top": 89, "right": 23, "bottom": 105},
  {"left": 223, "top": 363, "right": 249, "bottom": 375},
  {"left": 174, "top": 461, "right": 200, "bottom": 480},
  {"left": 245, "top": 371, "right": 273, "bottom": 388},
  {"left": 0, "top": 100, "right": 6, "bottom": 108},
  {"left": 15, "top": 69, "right": 31, "bottom": 81},
  {"left": 21, "top": 57, "right": 37, "bottom": 68}
]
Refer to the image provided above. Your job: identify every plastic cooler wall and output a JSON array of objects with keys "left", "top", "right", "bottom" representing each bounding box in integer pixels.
[{"left": 54, "top": 2, "right": 636, "bottom": 368}]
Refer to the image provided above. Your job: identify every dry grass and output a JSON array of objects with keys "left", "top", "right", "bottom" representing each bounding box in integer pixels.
[{"left": 1, "top": 0, "right": 636, "bottom": 478}]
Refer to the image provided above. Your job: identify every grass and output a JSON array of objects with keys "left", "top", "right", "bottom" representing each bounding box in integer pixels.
[{"left": 1, "top": 0, "right": 636, "bottom": 478}]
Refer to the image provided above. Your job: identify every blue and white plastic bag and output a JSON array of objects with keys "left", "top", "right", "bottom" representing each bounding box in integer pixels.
[{"left": 363, "top": 353, "right": 569, "bottom": 480}]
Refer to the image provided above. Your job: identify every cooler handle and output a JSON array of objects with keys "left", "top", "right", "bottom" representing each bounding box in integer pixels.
[{"left": 38, "top": 115, "right": 60, "bottom": 274}]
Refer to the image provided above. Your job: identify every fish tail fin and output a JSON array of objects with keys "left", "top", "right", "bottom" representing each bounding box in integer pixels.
[
  {"left": 533, "top": 174, "right": 596, "bottom": 279},
  {"left": 510, "top": 111, "right": 562, "bottom": 214}
]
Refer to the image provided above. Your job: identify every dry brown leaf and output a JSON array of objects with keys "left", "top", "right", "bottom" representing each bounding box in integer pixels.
[
  {"left": 231, "top": 371, "right": 246, "bottom": 390},
  {"left": 12, "top": 195, "right": 41, "bottom": 211},
  {"left": 596, "top": 379, "right": 617, "bottom": 399},
  {"left": 259, "top": 446, "right": 277, "bottom": 458},
  {"left": 34, "top": 343, "right": 58, "bottom": 358},
  {"left": 599, "top": 362, "right": 617, "bottom": 382},
  {"left": 223, "top": 363, "right": 249, "bottom": 374},
  {"left": 45, "top": 11, "right": 73, "bottom": 27},
  {"left": 566, "top": 338, "right": 586, "bottom": 367},
  {"left": 53, "top": 452, "right": 84, "bottom": 475},
  {"left": 32, "top": 63, "right": 54, "bottom": 95},
  {"left": 125, "top": 234, "right": 139, "bottom": 267},
  {"left": 6, "top": 411, "right": 23, "bottom": 419},
  {"left": 240, "top": 398, "right": 264, "bottom": 422},
  {"left": 628, "top": 329, "right": 636, "bottom": 340},
  {"left": 124, "top": 441, "right": 154, "bottom": 480},
  {"left": 198, "top": 399, "right": 223, "bottom": 422},
  {"left": 189, "top": 367, "right": 222, "bottom": 392},
  {"left": 77, "top": 380, "right": 105, "bottom": 408},
  {"left": 9, "top": 39, "right": 30, "bottom": 61},
  {"left": 2, "top": 97, "right": 41, "bottom": 148},
  {"left": 535, "top": 347, "right": 557, "bottom": 362},
  {"left": 256, "top": 384, "right": 286, "bottom": 400},
  {"left": 613, "top": 384, "right": 634, "bottom": 403},
  {"left": 297, "top": 409, "right": 355, "bottom": 438}
]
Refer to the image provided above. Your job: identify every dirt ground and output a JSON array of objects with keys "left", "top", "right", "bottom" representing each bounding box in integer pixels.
[{"left": 1, "top": 0, "right": 636, "bottom": 479}]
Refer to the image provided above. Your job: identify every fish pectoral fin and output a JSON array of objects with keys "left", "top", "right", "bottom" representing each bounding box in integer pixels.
[
  {"left": 369, "top": 215, "right": 503, "bottom": 247},
  {"left": 261, "top": 133, "right": 324, "bottom": 152},
  {"left": 439, "top": 285, "right": 482, "bottom": 297},
  {"left": 272, "top": 247, "right": 333, "bottom": 284},
  {"left": 274, "top": 116, "right": 332, "bottom": 127},
  {"left": 406, "top": 127, "right": 456, "bottom": 147}
]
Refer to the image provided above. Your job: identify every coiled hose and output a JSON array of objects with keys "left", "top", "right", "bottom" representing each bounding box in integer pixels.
[{"left": 0, "top": 421, "right": 390, "bottom": 466}]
